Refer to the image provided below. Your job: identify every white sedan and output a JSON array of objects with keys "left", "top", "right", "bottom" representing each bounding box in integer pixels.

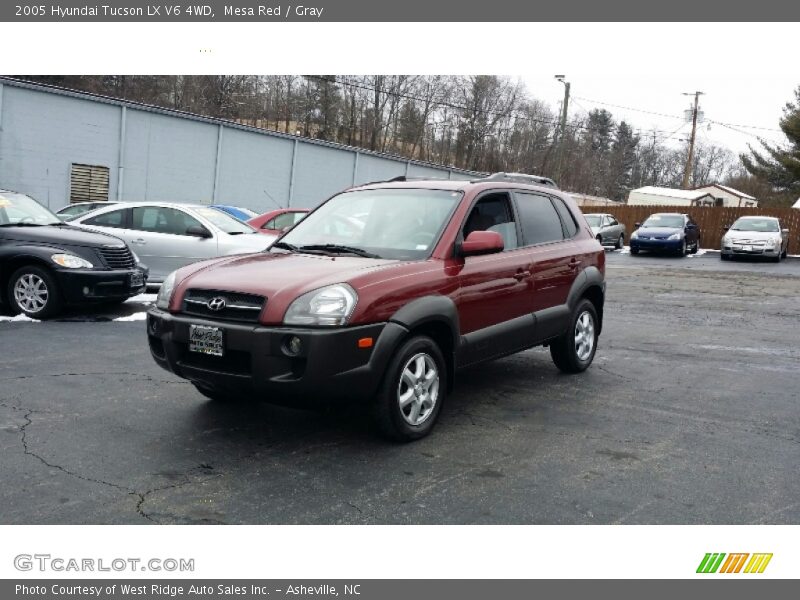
[{"left": 72, "top": 202, "right": 276, "bottom": 282}]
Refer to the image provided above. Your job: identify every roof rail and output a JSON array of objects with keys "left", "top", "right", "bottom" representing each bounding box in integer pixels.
[{"left": 475, "top": 172, "right": 559, "bottom": 189}]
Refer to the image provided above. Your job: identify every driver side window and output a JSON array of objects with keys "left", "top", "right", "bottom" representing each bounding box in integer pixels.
[{"left": 462, "top": 193, "right": 518, "bottom": 251}]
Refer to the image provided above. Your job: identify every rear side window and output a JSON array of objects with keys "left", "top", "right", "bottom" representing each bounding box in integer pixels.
[
  {"left": 514, "top": 192, "right": 565, "bottom": 245},
  {"left": 85, "top": 209, "right": 127, "bottom": 228},
  {"left": 552, "top": 197, "right": 579, "bottom": 238},
  {"left": 132, "top": 207, "right": 203, "bottom": 236}
]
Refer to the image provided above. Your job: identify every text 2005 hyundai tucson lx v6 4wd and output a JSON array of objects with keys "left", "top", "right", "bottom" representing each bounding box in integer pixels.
[{"left": 147, "top": 174, "right": 605, "bottom": 441}]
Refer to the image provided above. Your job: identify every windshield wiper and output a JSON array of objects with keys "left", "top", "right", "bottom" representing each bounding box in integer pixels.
[
  {"left": 272, "top": 241, "right": 299, "bottom": 252},
  {"left": 298, "top": 244, "right": 380, "bottom": 259},
  {"left": 0, "top": 222, "right": 45, "bottom": 227}
]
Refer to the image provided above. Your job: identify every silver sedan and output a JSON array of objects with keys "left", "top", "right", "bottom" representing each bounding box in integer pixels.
[
  {"left": 721, "top": 216, "right": 790, "bottom": 262},
  {"left": 72, "top": 202, "right": 276, "bottom": 282},
  {"left": 584, "top": 213, "right": 627, "bottom": 249}
]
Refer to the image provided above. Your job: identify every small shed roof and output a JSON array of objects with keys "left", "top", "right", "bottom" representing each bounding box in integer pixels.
[
  {"left": 692, "top": 183, "right": 756, "bottom": 200},
  {"left": 630, "top": 186, "right": 712, "bottom": 200}
]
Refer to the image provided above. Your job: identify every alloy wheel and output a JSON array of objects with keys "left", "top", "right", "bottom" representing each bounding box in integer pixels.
[
  {"left": 13, "top": 273, "right": 49, "bottom": 314},
  {"left": 397, "top": 352, "right": 439, "bottom": 426},
  {"left": 574, "top": 311, "right": 595, "bottom": 361}
]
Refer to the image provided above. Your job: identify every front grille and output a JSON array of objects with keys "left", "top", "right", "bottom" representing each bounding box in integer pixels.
[
  {"left": 182, "top": 289, "right": 265, "bottom": 323},
  {"left": 98, "top": 246, "right": 136, "bottom": 270}
]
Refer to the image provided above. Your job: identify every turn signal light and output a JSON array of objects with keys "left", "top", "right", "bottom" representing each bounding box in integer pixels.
[{"left": 358, "top": 337, "right": 373, "bottom": 349}]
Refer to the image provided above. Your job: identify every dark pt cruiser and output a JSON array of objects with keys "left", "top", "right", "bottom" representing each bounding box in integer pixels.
[{"left": 0, "top": 190, "right": 148, "bottom": 319}]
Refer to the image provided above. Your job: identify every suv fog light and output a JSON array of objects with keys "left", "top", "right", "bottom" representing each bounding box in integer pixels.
[
  {"left": 284, "top": 335, "right": 303, "bottom": 356},
  {"left": 148, "top": 317, "right": 160, "bottom": 335},
  {"left": 83, "top": 286, "right": 90, "bottom": 296}
]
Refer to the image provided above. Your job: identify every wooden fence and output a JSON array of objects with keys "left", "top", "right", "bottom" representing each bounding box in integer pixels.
[{"left": 580, "top": 205, "right": 800, "bottom": 254}]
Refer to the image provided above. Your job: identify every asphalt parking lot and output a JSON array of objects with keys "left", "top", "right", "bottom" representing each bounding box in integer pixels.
[{"left": 1, "top": 252, "right": 799, "bottom": 524}]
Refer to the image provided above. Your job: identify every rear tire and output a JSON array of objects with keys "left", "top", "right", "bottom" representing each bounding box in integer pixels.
[
  {"left": 690, "top": 237, "right": 700, "bottom": 254},
  {"left": 372, "top": 335, "right": 446, "bottom": 442},
  {"left": 7, "top": 265, "right": 64, "bottom": 319},
  {"left": 550, "top": 299, "right": 599, "bottom": 374}
]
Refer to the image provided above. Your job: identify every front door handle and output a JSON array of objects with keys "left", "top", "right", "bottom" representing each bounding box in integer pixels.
[
  {"left": 513, "top": 270, "right": 531, "bottom": 281},
  {"left": 130, "top": 238, "right": 146, "bottom": 245},
  {"left": 569, "top": 259, "right": 582, "bottom": 270}
]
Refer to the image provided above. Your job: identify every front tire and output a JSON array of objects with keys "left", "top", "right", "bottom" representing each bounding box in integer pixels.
[
  {"left": 615, "top": 233, "right": 624, "bottom": 250},
  {"left": 7, "top": 265, "right": 63, "bottom": 319},
  {"left": 690, "top": 237, "right": 700, "bottom": 254},
  {"left": 550, "top": 299, "right": 599, "bottom": 373},
  {"left": 372, "top": 335, "right": 446, "bottom": 442}
]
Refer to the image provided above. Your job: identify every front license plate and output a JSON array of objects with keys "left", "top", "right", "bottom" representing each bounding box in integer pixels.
[
  {"left": 742, "top": 245, "right": 752, "bottom": 252},
  {"left": 189, "top": 325, "right": 224, "bottom": 357},
  {"left": 130, "top": 271, "right": 145, "bottom": 287}
]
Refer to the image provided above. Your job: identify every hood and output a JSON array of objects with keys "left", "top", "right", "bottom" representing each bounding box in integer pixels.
[
  {"left": 636, "top": 226, "right": 682, "bottom": 237},
  {"left": 225, "top": 232, "right": 276, "bottom": 251},
  {"left": 172, "top": 251, "right": 403, "bottom": 316},
  {"left": 724, "top": 230, "right": 780, "bottom": 241},
  {"left": 1, "top": 224, "right": 126, "bottom": 249}
]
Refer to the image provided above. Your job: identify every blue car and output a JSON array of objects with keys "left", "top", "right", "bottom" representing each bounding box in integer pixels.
[
  {"left": 210, "top": 204, "right": 258, "bottom": 222},
  {"left": 629, "top": 212, "right": 701, "bottom": 256}
]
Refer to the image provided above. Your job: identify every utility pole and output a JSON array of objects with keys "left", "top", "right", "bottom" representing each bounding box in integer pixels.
[
  {"left": 681, "top": 91, "right": 704, "bottom": 189},
  {"left": 555, "top": 75, "right": 570, "bottom": 181}
]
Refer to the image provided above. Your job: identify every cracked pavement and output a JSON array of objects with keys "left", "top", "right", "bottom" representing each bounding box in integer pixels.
[{"left": 1, "top": 254, "right": 798, "bottom": 524}]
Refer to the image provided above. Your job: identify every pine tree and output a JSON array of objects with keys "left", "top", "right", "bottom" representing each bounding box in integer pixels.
[{"left": 741, "top": 85, "right": 800, "bottom": 194}]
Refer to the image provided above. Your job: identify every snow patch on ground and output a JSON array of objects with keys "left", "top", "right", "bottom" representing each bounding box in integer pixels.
[
  {"left": 114, "top": 312, "right": 148, "bottom": 322},
  {"left": 125, "top": 293, "right": 157, "bottom": 304},
  {"left": 0, "top": 314, "right": 41, "bottom": 323}
]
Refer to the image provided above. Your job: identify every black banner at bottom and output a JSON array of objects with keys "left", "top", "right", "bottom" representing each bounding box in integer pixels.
[{"left": 3, "top": 580, "right": 797, "bottom": 600}]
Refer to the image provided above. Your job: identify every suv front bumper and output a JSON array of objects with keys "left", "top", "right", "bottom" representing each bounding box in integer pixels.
[{"left": 146, "top": 308, "right": 407, "bottom": 402}]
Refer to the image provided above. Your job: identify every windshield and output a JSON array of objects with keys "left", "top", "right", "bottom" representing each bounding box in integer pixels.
[
  {"left": 0, "top": 192, "right": 62, "bottom": 226},
  {"left": 642, "top": 214, "right": 685, "bottom": 229},
  {"left": 194, "top": 206, "right": 257, "bottom": 234},
  {"left": 730, "top": 218, "right": 779, "bottom": 232},
  {"left": 584, "top": 215, "right": 602, "bottom": 227},
  {"left": 278, "top": 188, "right": 463, "bottom": 260}
]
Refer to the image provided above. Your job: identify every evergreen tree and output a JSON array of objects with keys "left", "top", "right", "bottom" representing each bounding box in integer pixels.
[{"left": 741, "top": 85, "right": 800, "bottom": 194}]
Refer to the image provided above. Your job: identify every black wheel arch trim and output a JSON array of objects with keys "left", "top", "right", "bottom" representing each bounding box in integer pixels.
[{"left": 566, "top": 266, "right": 605, "bottom": 333}]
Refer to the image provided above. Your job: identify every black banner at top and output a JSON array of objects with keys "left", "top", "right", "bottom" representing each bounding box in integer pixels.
[{"left": 4, "top": 0, "right": 800, "bottom": 22}]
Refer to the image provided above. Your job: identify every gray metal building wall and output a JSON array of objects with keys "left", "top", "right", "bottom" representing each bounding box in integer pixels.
[{"left": 0, "top": 78, "right": 481, "bottom": 212}]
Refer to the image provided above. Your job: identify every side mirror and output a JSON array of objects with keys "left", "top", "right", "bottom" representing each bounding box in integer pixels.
[
  {"left": 186, "top": 225, "right": 212, "bottom": 238},
  {"left": 634, "top": 222, "right": 641, "bottom": 228},
  {"left": 460, "top": 231, "right": 504, "bottom": 256},
  {"left": 723, "top": 225, "right": 729, "bottom": 231}
]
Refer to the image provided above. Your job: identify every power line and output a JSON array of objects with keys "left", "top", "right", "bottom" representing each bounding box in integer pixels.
[
  {"left": 306, "top": 75, "right": 683, "bottom": 138},
  {"left": 573, "top": 96, "right": 684, "bottom": 120}
]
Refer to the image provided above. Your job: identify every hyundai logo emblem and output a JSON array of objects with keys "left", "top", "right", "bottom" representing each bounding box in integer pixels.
[{"left": 207, "top": 296, "right": 227, "bottom": 311}]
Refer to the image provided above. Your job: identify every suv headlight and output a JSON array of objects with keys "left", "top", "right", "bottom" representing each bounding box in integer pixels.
[
  {"left": 668, "top": 233, "right": 681, "bottom": 241},
  {"left": 630, "top": 231, "right": 639, "bottom": 239},
  {"left": 156, "top": 271, "right": 178, "bottom": 310},
  {"left": 51, "top": 253, "right": 93, "bottom": 269},
  {"left": 284, "top": 284, "right": 357, "bottom": 326}
]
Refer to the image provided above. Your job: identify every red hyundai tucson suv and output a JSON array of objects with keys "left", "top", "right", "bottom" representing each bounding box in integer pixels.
[{"left": 147, "top": 174, "right": 605, "bottom": 441}]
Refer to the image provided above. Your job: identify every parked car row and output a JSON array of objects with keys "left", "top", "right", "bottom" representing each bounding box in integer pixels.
[
  {"left": 586, "top": 211, "right": 792, "bottom": 261},
  {"left": 1, "top": 194, "right": 310, "bottom": 318}
]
